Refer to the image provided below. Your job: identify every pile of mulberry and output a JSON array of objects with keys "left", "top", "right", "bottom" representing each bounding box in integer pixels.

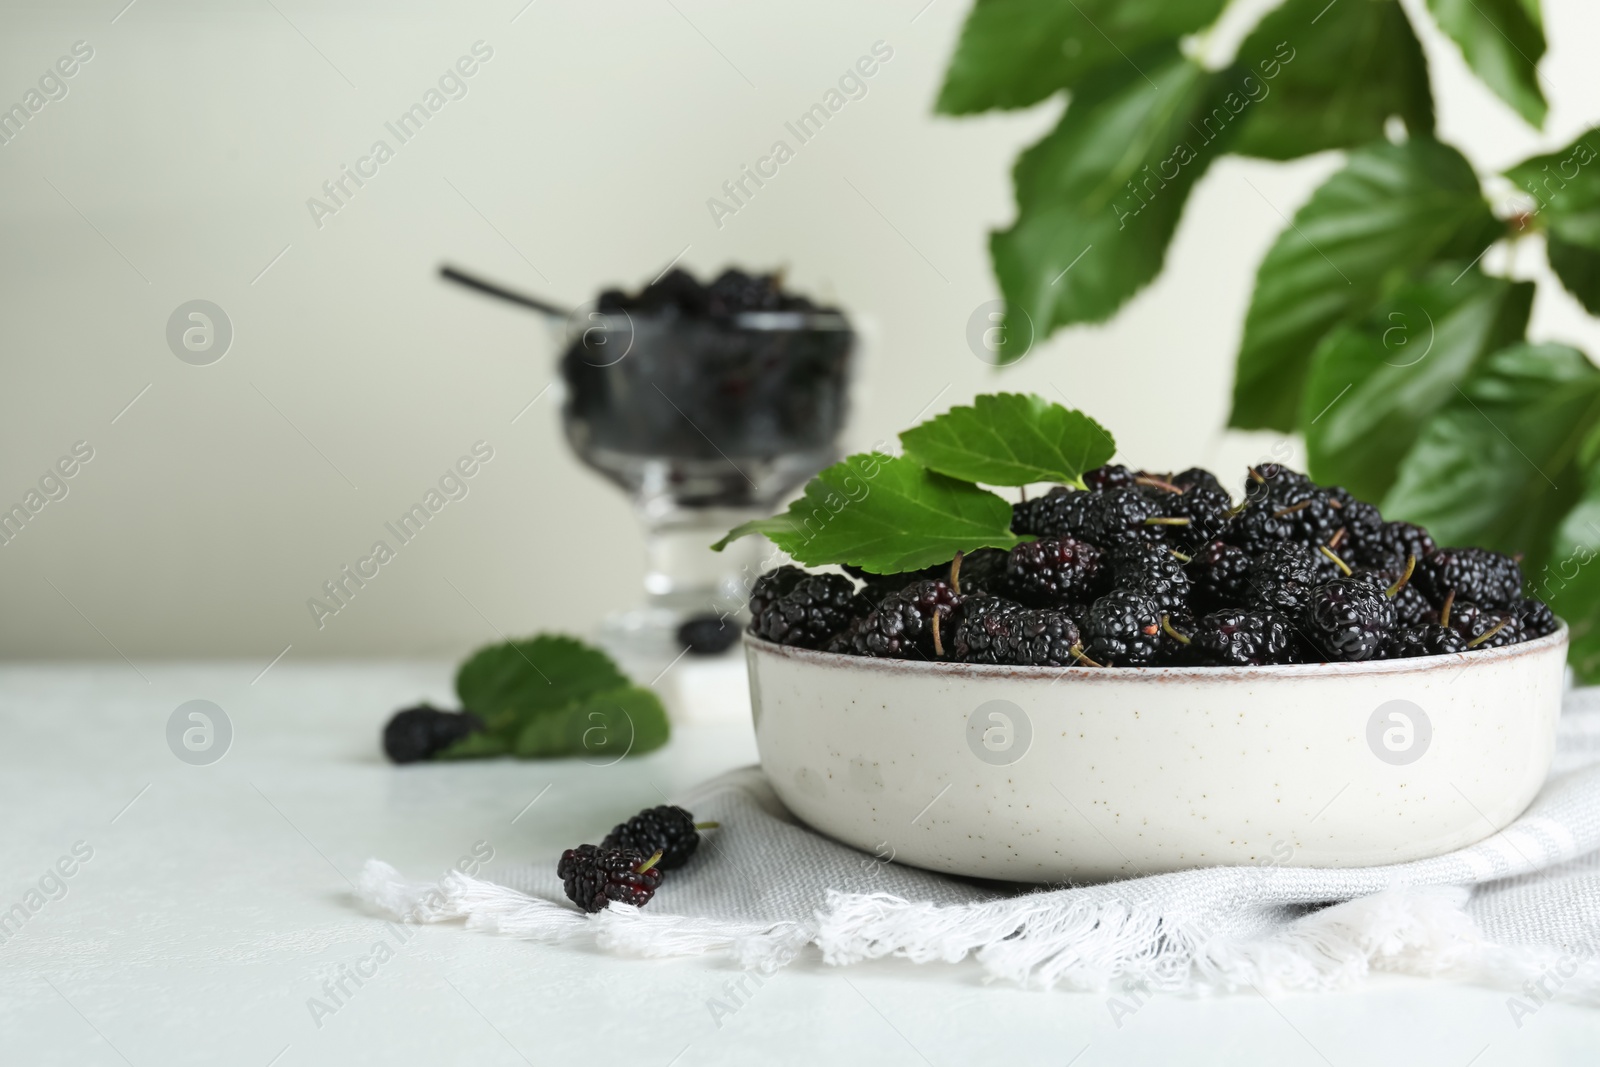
[{"left": 742, "top": 462, "right": 1555, "bottom": 667}]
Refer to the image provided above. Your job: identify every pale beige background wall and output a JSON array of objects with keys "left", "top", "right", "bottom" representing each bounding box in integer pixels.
[{"left": 2, "top": 0, "right": 1597, "bottom": 659}]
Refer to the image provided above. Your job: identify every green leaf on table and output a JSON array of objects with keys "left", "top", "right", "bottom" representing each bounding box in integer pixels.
[
  {"left": 1383, "top": 343, "right": 1600, "bottom": 575},
  {"left": 1425, "top": 0, "right": 1547, "bottom": 128},
  {"left": 455, "top": 634, "right": 628, "bottom": 737},
  {"left": 1506, "top": 130, "right": 1600, "bottom": 312},
  {"left": 441, "top": 637, "right": 669, "bottom": 760},
  {"left": 1542, "top": 435, "right": 1600, "bottom": 683},
  {"left": 899, "top": 393, "right": 1115, "bottom": 487},
  {"left": 934, "top": 0, "right": 1229, "bottom": 114},
  {"left": 1301, "top": 264, "right": 1533, "bottom": 502},
  {"left": 991, "top": 46, "right": 1244, "bottom": 349},
  {"left": 1228, "top": 138, "right": 1501, "bottom": 432},
  {"left": 1230, "top": 0, "right": 1434, "bottom": 160},
  {"left": 434, "top": 730, "right": 511, "bottom": 761},
  {"left": 512, "top": 686, "right": 670, "bottom": 760},
  {"left": 711, "top": 452, "right": 1023, "bottom": 574}
]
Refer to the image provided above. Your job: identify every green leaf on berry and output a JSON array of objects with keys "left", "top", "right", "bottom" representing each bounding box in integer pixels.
[
  {"left": 1231, "top": 0, "right": 1434, "bottom": 161},
  {"left": 1228, "top": 138, "right": 1501, "bottom": 433},
  {"left": 934, "top": 0, "right": 1228, "bottom": 114},
  {"left": 1383, "top": 343, "right": 1600, "bottom": 575},
  {"left": 1302, "top": 264, "right": 1533, "bottom": 503},
  {"left": 899, "top": 393, "right": 1115, "bottom": 487},
  {"left": 712, "top": 452, "right": 1023, "bottom": 574},
  {"left": 1425, "top": 0, "right": 1547, "bottom": 128},
  {"left": 455, "top": 634, "right": 629, "bottom": 738},
  {"left": 511, "top": 685, "right": 670, "bottom": 760},
  {"left": 1505, "top": 129, "right": 1600, "bottom": 312}
]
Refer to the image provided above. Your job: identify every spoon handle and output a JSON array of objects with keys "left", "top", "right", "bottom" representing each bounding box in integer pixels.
[{"left": 438, "top": 264, "right": 571, "bottom": 318}]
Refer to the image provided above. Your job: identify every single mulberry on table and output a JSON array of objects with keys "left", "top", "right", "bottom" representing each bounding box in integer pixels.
[
  {"left": 601, "top": 805, "right": 708, "bottom": 870},
  {"left": 557, "top": 844, "right": 665, "bottom": 913}
]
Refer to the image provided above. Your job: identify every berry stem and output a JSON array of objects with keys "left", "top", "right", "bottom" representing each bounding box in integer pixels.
[
  {"left": 1273, "top": 499, "right": 1313, "bottom": 518},
  {"left": 1160, "top": 614, "right": 1191, "bottom": 645},
  {"left": 949, "top": 551, "right": 965, "bottom": 596},
  {"left": 1385, "top": 554, "right": 1417, "bottom": 599},
  {"left": 1466, "top": 617, "right": 1510, "bottom": 649},
  {"left": 1248, "top": 467, "right": 1266, "bottom": 484},
  {"left": 694, "top": 821, "right": 720, "bottom": 830},
  {"left": 1328, "top": 527, "right": 1347, "bottom": 549},
  {"left": 931, "top": 611, "right": 946, "bottom": 658},
  {"left": 1440, "top": 590, "right": 1457, "bottom": 628},
  {"left": 636, "top": 849, "right": 666, "bottom": 874},
  {"left": 1318, "top": 544, "right": 1353, "bottom": 576},
  {"left": 1144, "top": 516, "right": 1191, "bottom": 526},
  {"left": 1167, "top": 548, "right": 1192, "bottom": 563},
  {"left": 1069, "top": 644, "right": 1104, "bottom": 668},
  {"left": 1135, "top": 475, "right": 1184, "bottom": 494}
]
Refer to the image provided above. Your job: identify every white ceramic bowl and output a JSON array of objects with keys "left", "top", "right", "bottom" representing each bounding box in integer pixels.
[{"left": 747, "top": 626, "right": 1567, "bottom": 882}]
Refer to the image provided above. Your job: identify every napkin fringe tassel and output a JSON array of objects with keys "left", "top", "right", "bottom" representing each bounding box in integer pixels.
[
  {"left": 356, "top": 859, "right": 1600, "bottom": 999},
  {"left": 356, "top": 859, "right": 813, "bottom": 972}
]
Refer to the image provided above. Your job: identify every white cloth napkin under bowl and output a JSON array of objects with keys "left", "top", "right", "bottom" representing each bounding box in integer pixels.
[{"left": 358, "top": 688, "right": 1600, "bottom": 1003}]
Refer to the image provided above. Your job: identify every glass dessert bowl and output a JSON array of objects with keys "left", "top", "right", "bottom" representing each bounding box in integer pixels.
[{"left": 558, "top": 273, "right": 855, "bottom": 657}]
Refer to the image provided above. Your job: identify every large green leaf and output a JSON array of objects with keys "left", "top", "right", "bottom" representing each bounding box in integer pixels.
[
  {"left": 1506, "top": 131, "right": 1600, "bottom": 312},
  {"left": 1542, "top": 432, "right": 1600, "bottom": 683},
  {"left": 1228, "top": 138, "right": 1500, "bottom": 432},
  {"left": 991, "top": 47, "right": 1243, "bottom": 346},
  {"left": 1383, "top": 343, "right": 1600, "bottom": 574},
  {"left": 455, "top": 635, "right": 628, "bottom": 737},
  {"left": 1425, "top": 0, "right": 1547, "bottom": 128},
  {"left": 1301, "top": 264, "right": 1532, "bottom": 502},
  {"left": 1231, "top": 0, "right": 1434, "bottom": 160},
  {"left": 712, "top": 452, "right": 1023, "bottom": 574},
  {"left": 934, "top": 0, "right": 1229, "bottom": 114},
  {"left": 899, "top": 393, "right": 1115, "bottom": 487}
]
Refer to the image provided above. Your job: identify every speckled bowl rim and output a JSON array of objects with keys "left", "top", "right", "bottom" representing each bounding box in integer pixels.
[{"left": 744, "top": 621, "right": 1568, "bottom": 681}]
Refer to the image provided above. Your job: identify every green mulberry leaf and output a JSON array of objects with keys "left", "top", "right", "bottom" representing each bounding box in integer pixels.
[
  {"left": 934, "top": 0, "right": 1228, "bottom": 114},
  {"left": 1229, "top": 138, "right": 1500, "bottom": 433},
  {"left": 1302, "top": 264, "right": 1532, "bottom": 502},
  {"left": 1231, "top": 0, "right": 1434, "bottom": 160},
  {"left": 1542, "top": 434, "right": 1600, "bottom": 684},
  {"left": 1425, "top": 0, "right": 1547, "bottom": 128},
  {"left": 712, "top": 452, "right": 1023, "bottom": 574},
  {"left": 991, "top": 46, "right": 1246, "bottom": 349},
  {"left": 899, "top": 393, "right": 1115, "bottom": 487},
  {"left": 1506, "top": 130, "right": 1600, "bottom": 311},
  {"left": 455, "top": 635, "right": 628, "bottom": 739},
  {"left": 512, "top": 686, "right": 670, "bottom": 760},
  {"left": 1383, "top": 343, "right": 1600, "bottom": 575}
]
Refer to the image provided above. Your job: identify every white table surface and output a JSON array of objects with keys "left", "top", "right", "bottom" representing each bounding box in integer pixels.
[{"left": 2, "top": 660, "right": 1597, "bottom": 1067}]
